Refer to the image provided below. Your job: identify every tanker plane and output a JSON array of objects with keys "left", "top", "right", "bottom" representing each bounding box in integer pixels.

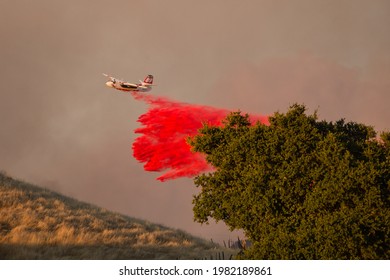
[{"left": 103, "top": 74, "right": 155, "bottom": 92}]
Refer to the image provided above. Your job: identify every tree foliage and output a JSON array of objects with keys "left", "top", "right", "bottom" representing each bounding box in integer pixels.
[{"left": 189, "top": 104, "right": 390, "bottom": 259}]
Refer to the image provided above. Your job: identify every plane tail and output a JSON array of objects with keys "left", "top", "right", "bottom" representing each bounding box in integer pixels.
[{"left": 143, "top": 75, "right": 154, "bottom": 85}]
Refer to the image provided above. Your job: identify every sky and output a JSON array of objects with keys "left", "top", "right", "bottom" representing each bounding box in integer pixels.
[{"left": 1, "top": 0, "right": 389, "bottom": 243}]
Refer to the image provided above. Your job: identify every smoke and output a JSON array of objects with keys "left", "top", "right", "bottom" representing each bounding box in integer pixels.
[{"left": 130, "top": 92, "right": 268, "bottom": 181}]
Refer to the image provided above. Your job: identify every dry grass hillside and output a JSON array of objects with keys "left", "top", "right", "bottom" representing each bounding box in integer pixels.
[{"left": 0, "top": 172, "right": 236, "bottom": 259}]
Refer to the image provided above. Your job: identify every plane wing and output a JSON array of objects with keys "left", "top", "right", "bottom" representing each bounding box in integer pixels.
[{"left": 103, "top": 73, "right": 125, "bottom": 84}]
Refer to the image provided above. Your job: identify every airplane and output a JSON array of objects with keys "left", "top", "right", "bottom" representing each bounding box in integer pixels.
[{"left": 103, "top": 74, "right": 155, "bottom": 92}]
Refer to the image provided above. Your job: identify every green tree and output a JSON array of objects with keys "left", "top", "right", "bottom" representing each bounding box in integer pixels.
[{"left": 189, "top": 104, "right": 389, "bottom": 259}]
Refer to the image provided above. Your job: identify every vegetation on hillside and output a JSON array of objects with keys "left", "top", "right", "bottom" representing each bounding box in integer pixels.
[
  {"left": 189, "top": 104, "right": 390, "bottom": 259},
  {"left": 0, "top": 172, "right": 234, "bottom": 259}
]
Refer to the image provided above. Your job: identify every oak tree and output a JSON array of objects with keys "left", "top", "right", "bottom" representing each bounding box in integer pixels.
[{"left": 189, "top": 104, "right": 389, "bottom": 259}]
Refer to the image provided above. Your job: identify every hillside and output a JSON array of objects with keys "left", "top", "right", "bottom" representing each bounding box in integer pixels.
[{"left": 0, "top": 172, "right": 234, "bottom": 259}]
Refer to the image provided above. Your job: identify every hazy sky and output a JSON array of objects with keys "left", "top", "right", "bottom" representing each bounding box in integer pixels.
[{"left": 1, "top": 0, "right": 389, "bottom": 242}]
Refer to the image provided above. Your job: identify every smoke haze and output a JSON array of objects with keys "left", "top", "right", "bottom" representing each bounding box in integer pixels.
[{"left": 1, "top": 0, "right": 389, "bottom": 242}]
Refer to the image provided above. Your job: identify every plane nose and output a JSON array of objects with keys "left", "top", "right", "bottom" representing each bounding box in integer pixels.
[{"left": 106, "top": 81, "right": 114, "bottom": 87}]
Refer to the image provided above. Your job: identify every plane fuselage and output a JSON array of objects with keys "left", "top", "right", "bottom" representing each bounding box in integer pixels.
[{"left": 105, "top": 81, "right": 152, "bottom": 92}]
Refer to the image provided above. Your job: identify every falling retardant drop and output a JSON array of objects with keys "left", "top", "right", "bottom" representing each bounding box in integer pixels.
[{"left": 130, "top": 92, "right": 269, "bottom": 181}]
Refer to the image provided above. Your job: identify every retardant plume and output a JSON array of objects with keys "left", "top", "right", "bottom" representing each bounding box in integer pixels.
[{"left": 131, "top": 92, "right": 269, "bottom": 181}]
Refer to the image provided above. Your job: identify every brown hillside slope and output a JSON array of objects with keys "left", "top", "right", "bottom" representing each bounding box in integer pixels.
[{"left": 0, "top": 172, "right": 233, "bottom": 259}]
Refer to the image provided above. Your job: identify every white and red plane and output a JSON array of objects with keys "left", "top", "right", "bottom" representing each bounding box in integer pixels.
[{"left": 103, "top": 74, "right": 155, "bottom": 92}]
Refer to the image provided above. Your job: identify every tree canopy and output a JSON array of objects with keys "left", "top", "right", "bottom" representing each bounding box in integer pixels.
[{"left": 189, "top": 104, "right": 390, "bottom": 259}]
